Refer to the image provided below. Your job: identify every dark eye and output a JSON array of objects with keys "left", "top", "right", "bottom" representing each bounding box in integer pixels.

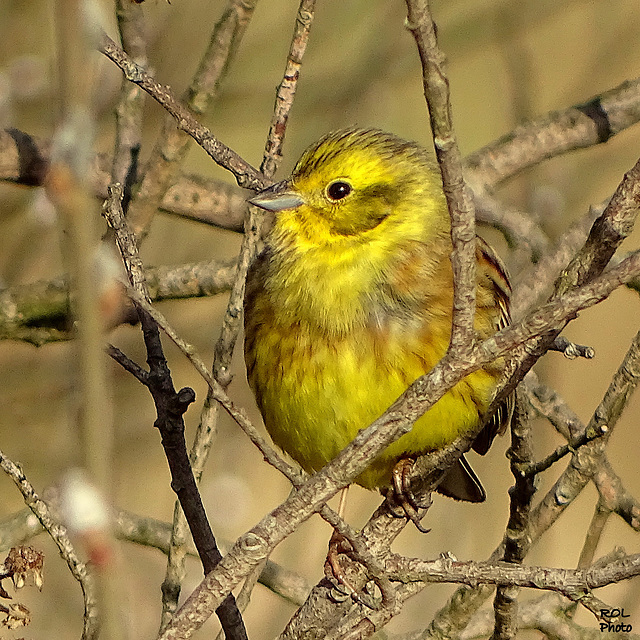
[{"left": 326, "top": 180, "right": 352, "bottom": 201}]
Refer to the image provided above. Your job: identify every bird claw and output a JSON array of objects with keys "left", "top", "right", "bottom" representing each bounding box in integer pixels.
[
  {"left": 324, "top": 531, "right": 379, "bottom": 610},
  {"left": 389, "top": 459, "right": 431, "bottom": 533}
]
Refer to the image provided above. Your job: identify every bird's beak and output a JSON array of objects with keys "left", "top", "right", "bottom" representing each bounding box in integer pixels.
[{"left": 248, "top": 182, "right": 305, "bottom": 212}]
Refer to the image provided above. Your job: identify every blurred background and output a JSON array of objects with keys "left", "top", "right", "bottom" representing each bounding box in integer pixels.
[{"left": 0, "top": 0, "right": 640, "bottom": 637}]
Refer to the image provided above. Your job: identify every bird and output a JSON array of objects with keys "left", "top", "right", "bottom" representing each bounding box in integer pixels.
[{"left": 243, "top": 127, "right": 511, "bottom": 523}]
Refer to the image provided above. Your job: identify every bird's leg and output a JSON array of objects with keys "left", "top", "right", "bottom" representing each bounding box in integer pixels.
[
  {"left": 337, "top": 485, "right": 349, "bottom": 518},
  {"left": 324, "top": 487, "right": 380, "bottom": 608},
  {"left": 325, "top": 487, "right": 355, "bottom": 590},
  {"left": 389, "top": 458, "right": 430, "bottom": 533}
]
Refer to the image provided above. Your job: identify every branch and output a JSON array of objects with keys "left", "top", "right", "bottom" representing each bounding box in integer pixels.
[
  {"left": 389, "top": 554, "right": 640, "bottom": 610},
  {"left": 99, "top": 34, "right": 268, "bottom": 192},
  {"left": 260, "top": 0, "right": 316, "bottom": 176},
  {"left": 165, "top": 0, "right": 317, "bottom": 622},
  {"left": 0, "top": 258, "right": 236, "bottom": 345},
  {"left": 525, "top": 378, "right": 640, "bottom": 535},
  {"left": 4, "top": 76, "right": 640, "bottom": 235},
  {"left": 491, "top": 397, "right": 534, "bottom": 640},
  {"left": 111, "top": 0, "right": 147, "bottom": 200},
  {"left": 125, "top": 0, "right": 258, "bottom": 237},
  {"left": 279, "top": 251, "right": 640, "bottom": 637},
  {"left": 485, "top": 157, "right": 640, "bottom": 424},
  {"left": 474, "top": 191, "right": 550, "bottom": 261},
  {"left": 157, "top": 244, "right": 640, "bottom": 639},
  {"left": 404, "top": 0, "right": 476, "bottom": 354},
  {"left": 103, "top": 185, "right": 247, "bottom": 640},
  {"left": 317, "top": 550, "right": 640, "bottom": 636},
  {"left": 466, "top": 77, "right": 640, "bottom": 190},
  {"left": 0, "top": 507, "right": 312, "bottom": 609},
  {"left": 0, "top": 449, "right": 98, "bottom": 640},
  {"left": 463, "top": 592, "right": 639, "bottom": 640},
  {"left": 530, "top": 323, "right": 640, "bottom": 541}
]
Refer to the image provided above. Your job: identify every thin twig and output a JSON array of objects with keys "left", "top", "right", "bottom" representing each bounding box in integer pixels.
[
  {"left": 491, "top": 396, "right": 534, "bottom": 640},
  {"left": 485, "top": 157, "right": 640, "bottom": 430},
  {"left": 473, "top": 191, "right": 550, "bottom": 261},
  {"left": 531, "top": 325, "right": 640, "bottom": 541},
  {"left": 511, "top": 203, "right": 602, "bottom": 318},
  {"left": 111, "top": 0, "right": 147, "bottom": 199},
  {"left": 577, "top": 502, "right": 611, "bottom": 571},
  {"left": 0, "top": 507, "right": 312, "bottom": 609},
  {"left": 99, "top": 34, "right": 269, "bottom": 192},
  {"left": 549, "top": 335, "right": 595, "bottom": 360},
  {"left": 404, "top": 0, "right": 476, "bottom": 354},
  {"left": 0, "top": 449, "right": 99, "bottom": 640},
  {"left": 524, "top": 424, "right": 608, "bottom": 477},
  {"left": 126, "top": 0, "right": 258, "bottom": 237},
  {"left": 104, "top": 185, "right": 248, "bottom": 640},
  {"left": 593, "top": 458, "right": 640, "bottom": 531},
  {"left": 526, "top": 377, "right": 640, "bottom": 532},
  {"left": 260, "top": 0, "right": 316, "bottom": 176}
]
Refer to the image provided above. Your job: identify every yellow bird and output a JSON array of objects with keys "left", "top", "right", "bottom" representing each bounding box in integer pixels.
[{"left": 244, "top": 128, "right": 511, "bottom": 512}]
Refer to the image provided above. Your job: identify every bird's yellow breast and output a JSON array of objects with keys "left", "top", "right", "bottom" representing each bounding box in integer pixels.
[{"left": 244, "top": 255, "right": 498, "bottom": 489}]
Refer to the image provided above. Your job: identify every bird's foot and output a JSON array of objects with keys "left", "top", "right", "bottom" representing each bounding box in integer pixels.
[
  {"left": 387, "top": 458, "right": 431, "bottom": 533},
  {"left": 324, "top": 531, "right": 378, "bottom": 609}
]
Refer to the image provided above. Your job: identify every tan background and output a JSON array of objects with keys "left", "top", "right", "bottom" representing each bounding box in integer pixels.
[{"left": 0, "top": 0, "right": 639, "bottom": 637}]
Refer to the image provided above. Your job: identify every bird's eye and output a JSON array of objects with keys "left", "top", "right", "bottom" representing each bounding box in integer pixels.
[{"left": 326, "top": 180, "right": 352, "bottom": 201}]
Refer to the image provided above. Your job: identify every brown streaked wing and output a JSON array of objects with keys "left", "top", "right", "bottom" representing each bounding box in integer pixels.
[{"left": 472, "top": 236, "right": 514, "bottom": 455}]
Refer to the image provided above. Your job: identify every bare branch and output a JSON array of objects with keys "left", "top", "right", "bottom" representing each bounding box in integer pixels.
[
  {"left": 491, "top": 397, "right": 534, "bottom": 640},
  {"left": 0, "top": 507, "right": 312, "bottom": 609},
  {"left": 404, "top": 0, "right": 476, "bottom": 354},
  {"left": 99, "top": 34, "right": 269, "bottom": 192},
  {"left": 126, "top": 0, "right": 258, "bottom": 237},
  {"left": 104, "top": 185, "right": 248, "bottom": 640},
  {"left": 389, "top": 554, "right": 640, "bottom": 609},
  {"left": 111, "top": 0, "right": 147, "bottom": 195},
  {"left": 0, "top": 129, "right": 248, "bottom": 231},
  {"left": 261, "top": 0, "right": 316, "bottom": 176},
  {"left": 0, "top": 258, "right": 236, "bottom": 345},
  {"left": 0, "top": 450, "right": 98, "bottom": 640},
  {"left": 157, "top": 245, "right": 640, "bottom": 639},
  {"left": 466, "top": 77, "right": 640, "bottom": 190}
]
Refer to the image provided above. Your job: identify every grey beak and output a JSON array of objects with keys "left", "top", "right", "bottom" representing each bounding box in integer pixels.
[{"left": 248, "top": 182, "right": 305, "bottom": 212}]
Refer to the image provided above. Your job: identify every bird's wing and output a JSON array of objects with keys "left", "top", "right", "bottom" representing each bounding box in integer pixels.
[{"left": 472, "top": 236, "right": 514, "bottom": 456}]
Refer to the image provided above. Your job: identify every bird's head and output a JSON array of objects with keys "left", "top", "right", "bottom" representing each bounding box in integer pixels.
[{"left": 249, "top": 128, "right": 449, "bottom": 245}]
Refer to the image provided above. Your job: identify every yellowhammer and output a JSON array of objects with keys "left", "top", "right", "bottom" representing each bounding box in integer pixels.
[{"left": 244, "top": 127, "right": 511, "bottom": 512}]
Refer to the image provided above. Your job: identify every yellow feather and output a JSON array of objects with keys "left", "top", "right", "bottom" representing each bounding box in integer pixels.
[{"left": 244, "top": 128, "right": 510, "bottom": 496}]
